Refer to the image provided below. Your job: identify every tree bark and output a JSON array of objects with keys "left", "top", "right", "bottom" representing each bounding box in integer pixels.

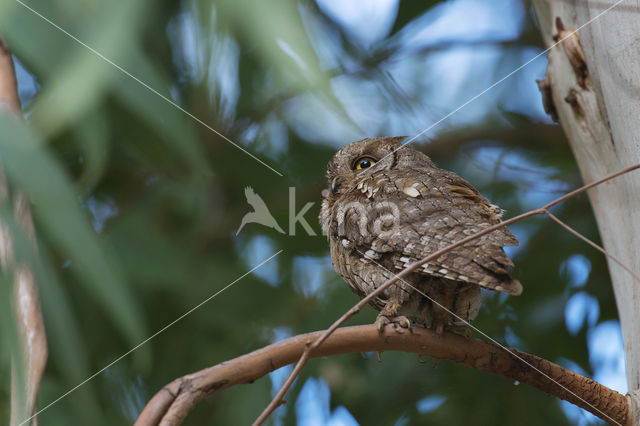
[{"left": 532, "top": 1, "right": 640, "bottom": 423}]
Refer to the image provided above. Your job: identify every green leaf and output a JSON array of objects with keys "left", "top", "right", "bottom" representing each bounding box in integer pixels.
[
  {"left": 0, "top": 114, "right": 145, "bottom": 346},
  {"left": 10, "top": 1, "right": 147, "bottom": 138},
  {"left": 112, "top": 50, "right": 209, "bottom": 175},
  {"left": 74, "top": 108, "right": 110, "bottom": 194}
]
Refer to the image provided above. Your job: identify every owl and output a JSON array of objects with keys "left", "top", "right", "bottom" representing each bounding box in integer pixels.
[{"left": 319, "top": 137, "right": 521, "bottom": 334}]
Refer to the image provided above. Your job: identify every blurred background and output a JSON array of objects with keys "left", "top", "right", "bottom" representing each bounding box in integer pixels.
[{"left": 0, "top": 0, "right": 626, "bottom": 424}]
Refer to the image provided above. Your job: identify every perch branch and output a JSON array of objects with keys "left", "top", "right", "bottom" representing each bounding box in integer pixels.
[
  {"left": 0, "top": 37, "right": 48, "bottom": 426},
  {"left": 135, "top": 325, "right": 629, "bottom": 426}
]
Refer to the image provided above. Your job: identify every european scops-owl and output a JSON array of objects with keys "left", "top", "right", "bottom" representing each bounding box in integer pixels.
[{"left": 319, "top": 137, "right": 521, "bottom": 334}]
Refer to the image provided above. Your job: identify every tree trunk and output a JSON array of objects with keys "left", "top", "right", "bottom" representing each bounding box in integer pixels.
[{"left": 532, "top": 1, "right": 640, "bottom": 423}]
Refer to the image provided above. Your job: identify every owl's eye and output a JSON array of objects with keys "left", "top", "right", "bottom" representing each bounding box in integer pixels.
[{"left": 353, "top": 157, "right": 376, "bottom": 170}]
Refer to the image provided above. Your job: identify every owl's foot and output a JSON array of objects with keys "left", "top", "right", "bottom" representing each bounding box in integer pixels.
[{"left": 375, "top": 314, "right": 411, "bottom": 333}]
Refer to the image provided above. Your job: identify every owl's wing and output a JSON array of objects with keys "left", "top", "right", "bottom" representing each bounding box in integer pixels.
[{"left": 333, "top": 168, "right": 522, "bottom": 295}]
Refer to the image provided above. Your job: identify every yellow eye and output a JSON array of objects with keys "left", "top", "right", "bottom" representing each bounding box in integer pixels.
[{"left": 354, "top": 157, "right": 376, "bottom": 170}]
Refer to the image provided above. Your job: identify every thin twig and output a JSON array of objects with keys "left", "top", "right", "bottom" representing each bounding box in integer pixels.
[
  {"left": 544, "top": 209, "right": 640, "bottom": 283},
  {"left": 254, "top": 163, "right": 640, "bottom": 425}
]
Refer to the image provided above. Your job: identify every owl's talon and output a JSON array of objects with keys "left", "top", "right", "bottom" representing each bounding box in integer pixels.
[
  {"left": 375, "top": 314, "right": 410, "bottom": 333},
  {"left": 375, "top": 315, "right": 390, "bottom": 333},
  {"left": 396, "top": 316, "right": 411, "bottom": 329}
]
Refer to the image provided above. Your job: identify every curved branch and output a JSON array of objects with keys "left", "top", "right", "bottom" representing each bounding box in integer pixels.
[{"left": 135, "top": 325, "right": 629, "bottom": 426}]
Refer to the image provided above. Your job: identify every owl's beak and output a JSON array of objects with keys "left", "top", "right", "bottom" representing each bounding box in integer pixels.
[{"left": 331, "top": 177, "right": 340, "bottom": 195}]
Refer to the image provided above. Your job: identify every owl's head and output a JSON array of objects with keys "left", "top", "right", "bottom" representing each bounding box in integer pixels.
[
  {"left": 319, "top": 137, "right": 436, "bottom": 235},
  {"left": 324, "top": 137, "right": 435, "bottom": 197}
]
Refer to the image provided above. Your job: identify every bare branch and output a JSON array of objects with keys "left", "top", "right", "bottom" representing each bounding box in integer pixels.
[
  {"left": 135, "top": 325, "right": 629, "bottom": 426},
  {"left": 544, "top": 209, "right": 640, "bottom": 284}
]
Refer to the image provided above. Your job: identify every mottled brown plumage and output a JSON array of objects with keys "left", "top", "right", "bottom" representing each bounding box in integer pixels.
[{"left": 319, "top": 137, "right": 521, "bottom": 334}]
